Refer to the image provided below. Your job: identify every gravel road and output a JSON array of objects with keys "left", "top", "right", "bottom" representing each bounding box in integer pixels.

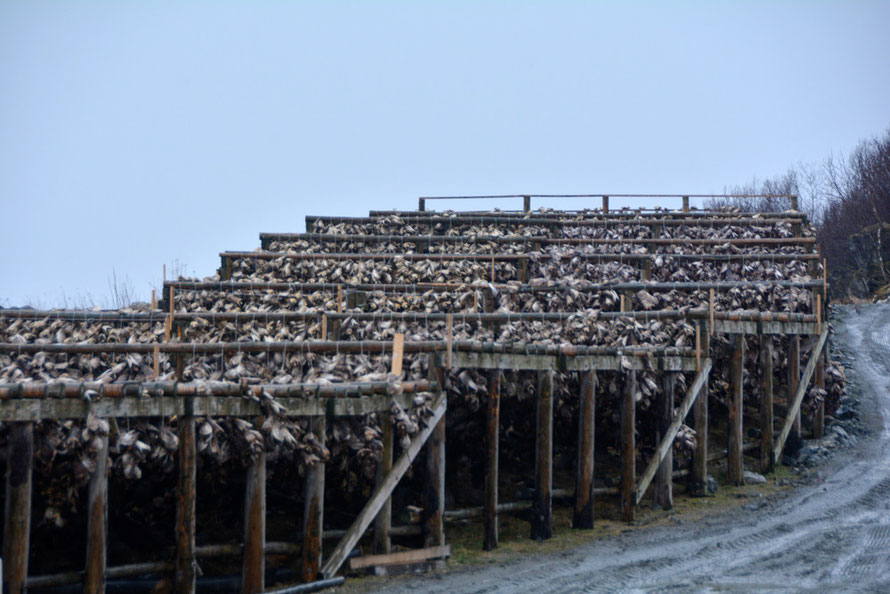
[{"left": 383, "top": 304, "right": 890, "bottom": 593}]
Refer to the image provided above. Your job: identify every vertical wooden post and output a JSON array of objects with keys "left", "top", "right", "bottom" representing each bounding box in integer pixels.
[
  {"left": 242, "top": 432, "right": 266, "bottom": 594},
  {"left": 85, "top": 433, "right": 109, "bottom": 594},
  {"left": 573, "top": 370, "right": 596, "bottom": 529},
  {"left": 655, "top": 373, "right": 675, "bottom": 510},
  {"left": 374, "top": 412, "right": 393, "bottom": 555},
  {"left": 532, "top": 370, "right": 554, "bottom": 539},
  {"left": 790, "top": 195, "right": 799, "bottom": 211},
  {"left": 814, "top": 348, "right": 826, "bottom": 439},
  {"left": 789, "top": 335, "right": 801, "bottom": 445},
  {"left": 682, "top": 195, "right": 690, "bottom": 212},
  {"left": 692, "top": 321, "right": 709, "bottom": 496},
  {"left": 523, "top": 195, "right": 531, "bottom": 212},
  {"left": 621, "top": 371, "right": 637, "bottom": 522},
  {"left": 418, "top": 198, "right": 426, "bottom": 212},
  {"left": 602, "top": 195, "right": 609, "bottom": 213},
  {"left": 484, "top": 371, "right": 500, "bottom": 550},
  {"left": 423, "top": 414, "right": 446, "bottom": 548},
  {"left": 3, "top": 422, "right": 33, "bottom": 594},
  {"left": 302, "top": 416, "right": 326, "bottom": 583},
  {"left": 174, "top": 414, "right": 197, "bottom": 594},
  {"left": 728, "top": 334, "right": 745, "bottom": 485},
  {"left": 760, "top": 335, "right": 775, "bottom": 473}
]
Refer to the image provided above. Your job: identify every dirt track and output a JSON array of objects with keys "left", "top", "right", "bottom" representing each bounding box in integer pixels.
[{"left": 382, "top": 304, "right": 890, "bottom": 593}]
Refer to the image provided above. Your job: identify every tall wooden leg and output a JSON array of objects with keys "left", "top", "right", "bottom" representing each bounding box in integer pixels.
[
  {"left": 789, "top": 335, "right": 801, "bottom": 445},
  {"left": 760, "top": 336, "right": 775, "bottom": 473},
  {"left": 484, "top": 371, "right": 500, "bottom": 550},
  {"left": 85, "top": 433, "right": 109, "bottom": 594},
  {"left": 532, "top": 370, "right": 553, "bottom": 539},
  {"left": 174, "top": 415, "right": 197, "bottom": 594},
  {"left": 374, "top": 412, "right": 393, "bottom": 555},
  {"left": 3, "top": 422, "right": 33, "bottom": 594},
  {"left": 621, "top": 371, "right": 637, "bottom": 522},
  {"left": 302, "top": 416, "right": 326, "bottom": 583},
  {"left": 573, "top": 371, "right": 596, "bottom": 529},
  {"left": 655, "top": 374, "right": 675, "bottom": 510},
  {"left": 423, "top": 415, "right": 446, "bottom": 548},
  {"left": 814, "top": 349, "right": 826, "bottom": 438},
  {"left": 242, "top": 443, "right": 266, "bottom": 594},
  {"left": 728, "top": 334, "right": 745, "bottom": 485},
  {"left": 693, "top": 373, "right": 709, "bottom": 496}
]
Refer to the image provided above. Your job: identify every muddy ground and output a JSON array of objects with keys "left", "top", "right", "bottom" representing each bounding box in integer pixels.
[{"left": 364, "top": 304, "right": 890, "bottom": 593}]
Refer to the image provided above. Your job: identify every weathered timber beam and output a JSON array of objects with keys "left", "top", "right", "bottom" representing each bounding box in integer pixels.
[
  {"left": 635, "top": 360, "right": 712, "bottom": 505},
  {"left": 484, "top": 371, "right": 500, "bottom": 550},
  {"left": 0, "top": 393, "right": 421, "bottom": 421},
  {"left": 305, "top": 215, "right": 805, "bottom": 227},
  {"left": 728, "top": 335, "right": 745, "bottom": 485},
  {"left": 573, "top": 370, "right": 596, "bottom": 529},
  {"left": 349, "top": 545, "right": 451, "bottom": 571},
  {"left": 302, "top": 416, "right": 326, "bottom": 583},
  {"left": 3, "top": 421, "right": 33, "bottom": 594},
  {"left": 174, "top": 414, "right": 197, "bottom": 593},
  {"left": 531, "top": 370, "right": 554, "bottom": 540},
  {"left": 242, "top": 424, "right": 266, "bottom": 594},
  {"left": 321, "top": 396, "right": 447, "bottom": 579},
  {"left": 449, "top": 351, "right": 697, "bottom": 372},
  {"left": 760, "top": 336, "right": 775, "bottom": 473},
  {"left": 84, "top": 432, "right": 109, "bottom": 594},
  {"left": 773, "top": 328, "right": 829, "bottom": 465}
]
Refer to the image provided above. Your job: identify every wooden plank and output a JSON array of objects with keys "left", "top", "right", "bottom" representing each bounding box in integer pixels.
[
  {"left": 0, "top": 393, "right": 420, "bottom": 421},
  {"left": 774, "top": 328, "right": 828, "bottom": 464},
  {"left": 374, "top": 412, "right": 393, "bottom": 555},
  {"left": 728, "top": 334, "right": 745, "bottom": 485},
  {"left": 242, "top": 426, "right": 266, "bottom": 594},
  {"left": 391, "top": 333, "right": 405, "bottom": 377},
  {"left": 789, "top": 335, "right": 802, "bottom": 446},
  {"left": 174, "top": 414, "right": 197, "bottom": 594},
  {"left": 714, "top": 320, "right": 818, "bottom": 335},
  {"left": 635, "top": 361, "right": 711, "bottom": 506},
  {"left": 321, "top": 397, "right": 446, "bottom": 579},
  {"left": 573, "top": 370, "right": 596, "bottom": 529},
  {"left": 302, "top": 416, "right": 326, "bottom": 583},
  {"left": 484, "top": 371, "right": 500, "bottom": 550},
  {"left": 654, "top": 373, "right": 675, "bottom": 509},
  {"left": 449, "top": 351, "right": 697, "bottom": 372},
  {"left": 531, "top": 370, "right": 553, "bottom": 540},
  {"left": 2, "top": 422, "right": 33, "bottom": 594},
  {"left": 84, "top": 432, "right": 109, "bottom": 594},
  {"left": 621, "top": 372, "right": 637, "bottom": 521},
  {"left": 424, "top": 411, "right": 446, "bottom": 548},
  {"left": 760, "top": 335, "right": 775, "bottom": 473},
  {"left": 349, "top": 545, "right": 451, "bottom": 570}
]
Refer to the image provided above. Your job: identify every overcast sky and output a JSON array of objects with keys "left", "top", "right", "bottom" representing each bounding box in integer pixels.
[{"left": 1, "top": 1, "right": 888, "bottom": 308}]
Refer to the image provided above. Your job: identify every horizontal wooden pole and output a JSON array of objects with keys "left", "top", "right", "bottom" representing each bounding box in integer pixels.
[
  {"left": 0, "top": 392, "right": 422, "bottom": 421},
  {"left": 306, "top": 215, "right": 805, "bottom": 227},
  {"left": 450, "top": 351, "right": 698, "bottom": 372},
  {"left": 222, "top": 250, "right": 819, "bottom": 263}
]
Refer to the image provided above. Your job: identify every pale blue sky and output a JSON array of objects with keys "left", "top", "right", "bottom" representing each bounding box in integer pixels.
[{"left": 1, "top": 1, "right": 888, "bottom": 307}]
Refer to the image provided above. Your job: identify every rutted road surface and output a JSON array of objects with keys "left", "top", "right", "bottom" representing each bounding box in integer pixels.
[{"left": 386, "top": 304, "right": 890, "bottom": 593}]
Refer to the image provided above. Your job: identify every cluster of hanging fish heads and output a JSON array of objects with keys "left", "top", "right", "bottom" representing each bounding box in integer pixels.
[{"left": 0, "top": 200, "right": 845, "bottom": 536}]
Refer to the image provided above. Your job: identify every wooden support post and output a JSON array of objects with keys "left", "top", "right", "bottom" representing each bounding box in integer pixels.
[
  {"left": 814, "top": 348, "right": 826, "bottom": 439},
  {"left": 692, "top": 321, "right": 709, "bottom": 496},
  {"left": 3, "top": 422, "right": 33, "bottom": 594},
  {"left": 302, "top": 416, "right": 326, "bottom": 582},
  {"left": 789, "top": 335, "right": 801, "bottom": 446},
  {"left": 621, "top": 371, "right": 637, "bottom": 522},
  {"left": 760, "top": 335, "right": 774, "bottom": 473},
  {"left": 84, "top": 433, "right": 109, "bottom": 594},
  {"left": 418, "top": 198, "right": 426, "bottom": 212},
  {"left": 484, "top": 371, "right": 500, "bottom": 550},
  {"left": 655, "top": 374, "right": 675, "bottom": 510},
  {"left": 391, "top": 333, "right": 405, "bottom": 377},
  {"left": 790, "top": 195, "right": 799, "bottom": 211},
  {"left": 774, "top": 329, "right": 828, "bottom": 464},
  {"left": 424, "top": 411, "right": 446, "bottom": 548},
  {"left": 242, "top": 432, "right": 266, "bottom": 594},
  {"left": 573, "top": 370, "right": 596, "bottom": 529},
  {"left": 374, "top": 412, "right": 393, "bottom": 555},
  {"left": 682, "top": 195, "right": 690, "bottom": 212},
  {"left": 728, "top": 334, "right": 745, "bottom": 485},
  {"left": 602, "top": 195, "right": 609, "bottom": 213},
  {"left": 532, "top": 370, "right": 554, "bottom": 539},
  {"left": 174, "top": 414, "right": 197, "bottom": 594},
  {"left": 523, "top": 195, "right": 531, "bottom": 212}
]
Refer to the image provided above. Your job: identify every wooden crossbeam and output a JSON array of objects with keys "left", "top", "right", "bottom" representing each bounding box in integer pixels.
[
  {"left": 773, "top": 328, "right": 829, "bottom": 464},
  {"left": 635, "top": 359, "right": 712, "bottom": 505},
  {"left": 349, "top": 545, "right": 450, "bottom": 571},
  {"left": 321, "top": 396, "right": 447, "bottom": 579}
]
